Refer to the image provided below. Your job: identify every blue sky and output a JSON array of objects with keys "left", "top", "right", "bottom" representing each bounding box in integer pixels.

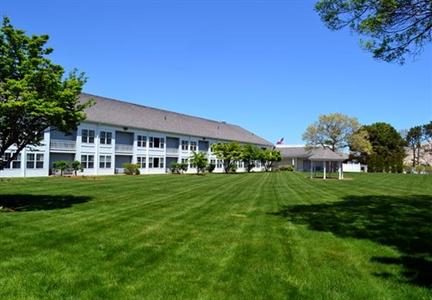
[{"left": 3, "top": 0, "right": 431, "bottom": 144}]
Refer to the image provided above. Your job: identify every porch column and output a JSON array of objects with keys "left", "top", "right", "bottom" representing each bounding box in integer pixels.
[
  {"left": 338, "top": 161, "right": 342, "bottom": 180},
  {"left": 341, "top": 162, "right": 344, "bottom": 179},
  {"left": 310, "top": 160, "right": 313, "bottom": 179},
  {"left": 323, "top": 160, "right": 327, "bottom": 180}
]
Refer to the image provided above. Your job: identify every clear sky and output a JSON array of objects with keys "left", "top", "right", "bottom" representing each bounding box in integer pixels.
[{"left": 3, "top": 0, "right": 432, "bottom": 144}]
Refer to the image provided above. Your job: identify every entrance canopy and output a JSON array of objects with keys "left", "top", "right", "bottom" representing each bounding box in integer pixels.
[{"left": 309, "top": 148, "right": 346, "bottom": 180}]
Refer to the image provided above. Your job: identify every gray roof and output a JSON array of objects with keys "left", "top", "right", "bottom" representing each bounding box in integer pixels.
[
  {"left": 80, "top": 93, "right": 272, "bottom": 146},
  {"left": 279, "top": 146, "right": 346, "bottom": 161}
]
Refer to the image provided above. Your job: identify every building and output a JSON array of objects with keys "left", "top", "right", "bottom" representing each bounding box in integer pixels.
[
  {"left": 275, "top": 145, "right": 366, "bottom": 173},
  {"left": 0, "top": 93, "right": 272, "bottom": 178}
]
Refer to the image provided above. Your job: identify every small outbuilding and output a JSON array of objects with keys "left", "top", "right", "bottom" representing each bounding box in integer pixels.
[{"left": 308, "top": 148, "right": 345, "bottom": 180}]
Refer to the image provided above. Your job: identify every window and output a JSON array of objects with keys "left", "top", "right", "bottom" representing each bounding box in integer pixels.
[
  {"left": 137, "top": 135, "right": 147, "bottom": 147},
  {"left": 137, "top": 156, "right": 146, "bottom": 168},
  {"left": 238, "top": 161, "right": 244, "bottom": 168},
  {"left": 0, "top": 152, "right": 19, "bottom": 169},
  {"left": 181, "top": 140, "right": 188, "bottom": 151},
  {"left": 82, "top": 129, "right": 95, "bottom": 143},
  {"left": 256, "top": 160, "right": 261, "bottom": 168},
  {"left": 81, "top": 155, "right": 94, "bottom": 169},
  {"left": 99, "top": 155, "right": 111, "bottom": 168},
  {"left": 210, "top": 159, "right": 216, "bottom": 166},
  {"left": 217, "top": 160, "right": 223, "bottom": 168},
  {"left": 27, "top": 153, "right": 44, "bottom": 169},
  {"left": 149, "top": 157, "right": 164, "bottom": 168},
  {"left": 100, "top": 131, "right": 112, "bottom": 145},
  {"left": 190, "top": 141, "right": 197, "bottom": 151},
  {"left": 149, "top": 137, "right": 165, "bottom": 149}
]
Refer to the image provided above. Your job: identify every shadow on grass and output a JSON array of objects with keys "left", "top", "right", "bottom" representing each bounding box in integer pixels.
[
  {"left": 0, "top": 194, "right": 92, "bottom": 212},
  {"left": 270, "top": 194, "right": 432, "bottom": 288}
]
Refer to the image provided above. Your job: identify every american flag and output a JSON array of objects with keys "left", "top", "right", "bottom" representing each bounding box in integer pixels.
[{"left": 276, "top": 137, "right": 284, "bottom": 145}]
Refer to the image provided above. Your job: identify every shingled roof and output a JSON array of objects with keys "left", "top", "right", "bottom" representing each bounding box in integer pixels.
[
  {"left": 278, "top": 146, "right": 347, "bottom": 161},
  {"left": 80, "top": 93, "right": 272, "bottom": 146}
]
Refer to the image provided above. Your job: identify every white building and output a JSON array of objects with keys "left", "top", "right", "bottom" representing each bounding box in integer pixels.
[
  {"left": 0, "top": 93, "right": 272, "bottom": 178},
  {"left": 275, "top": 145, "right": 367, "bottom": 173}
]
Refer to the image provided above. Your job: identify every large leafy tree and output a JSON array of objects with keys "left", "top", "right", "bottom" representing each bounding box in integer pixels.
[
  {"left": 0, "top": 17, "right": 92, "bottom": 169},
  {"left": 356, "top": 122, "right": 406, "bottom": 172},
  {"left": 189, "top": 151, "right": 208, "bottom": 174},
  {"left": 211, "top": 142, "right": 242, "bottom": 174},
  {"left": 241, "top": 144, "right": 261, "bottom": 172},
  {"left": 302, "top": 113, "right": 364, "bottom": 152},
  {"left": 316, "top": 0, "right": 432, "bottom": 63},
  {"left": 259, "top": 149, "right": 282, "bottom": 172}
]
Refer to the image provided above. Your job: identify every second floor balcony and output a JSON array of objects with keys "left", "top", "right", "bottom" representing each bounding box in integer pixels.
[
  {"left": 50, "top": 139, "right": 76, "bottom": 152},
  {"left": 115, "top": 144, "right": 133, "bottom": 153}
]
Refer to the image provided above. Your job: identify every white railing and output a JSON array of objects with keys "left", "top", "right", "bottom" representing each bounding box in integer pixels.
[
  {"left": 115, "top": 144, "right": 133, "bottom": 152},
  {"left": 166, "top": 148, "right": 179, "bottom": 155},
  {"left": 50, "top": 139, "right": 76, "bottom": 151}
]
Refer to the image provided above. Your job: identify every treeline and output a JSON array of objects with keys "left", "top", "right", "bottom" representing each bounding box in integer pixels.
[
  {"left": 303, "top": 113, "right": 431, "bottom": 173},
  {"left": 171, "top": 143, "right": 281, "bottom": 175}
]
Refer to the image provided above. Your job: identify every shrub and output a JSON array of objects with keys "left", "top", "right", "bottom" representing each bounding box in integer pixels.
[
  {"left": 123, "top": 163, "right": 140, "bottom": 175},
  {"left": 207, "top": 163, "right": 216, "bottom": 173},
  {"left": 52, "top": 160, "right": 70, "bottom": 176},
  {"left": 178, "top": 162, "right": 188, "bottom": 173},
  {"left": 71, "top": 160, "right": 83, "bottom": 176},
  {"left": 228, "top": 163, "right": 237, "bottom": 173},
  {"left": 279, "top": 165, "right": 294, "bottom": 172},
  {"left": 170, "top": 162, "right": 180, "bottom": 174}
]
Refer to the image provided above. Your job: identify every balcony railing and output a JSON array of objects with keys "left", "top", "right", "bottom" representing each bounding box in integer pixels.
[
  {"left": 50, "top": 139, "right": 76, "bottom": 151},
  {"left": 115, "top": 144, "right": 133, "bottom": 153},
  {"left": 166, "top": 148, "right": 179, "bottom": 156}
]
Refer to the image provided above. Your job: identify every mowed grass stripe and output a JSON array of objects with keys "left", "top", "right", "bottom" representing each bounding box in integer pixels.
[{"left": 0, "top": 172, "right": 430, "bottom": 299}]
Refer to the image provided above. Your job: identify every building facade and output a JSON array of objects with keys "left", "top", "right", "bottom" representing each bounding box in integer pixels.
[{"left": 0, "top": 93, "right": 272, "bottom": 178}]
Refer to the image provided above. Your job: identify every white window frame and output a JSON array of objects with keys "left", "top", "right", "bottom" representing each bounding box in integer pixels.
[
  {"left": 99, "top": 155, "right": 111, "bottom": 168},
  {"left": 81, "top": 155, "right": 94, "bottom": 169},
  {"left": 82, "top": 129, "right": 95, "bottom": 144},
  {"left": 1, "top": 152, "right": 21, "bottom": 169},
  {"left": 149, "top": 157, "right": 164, "bottom": 168},
  {"left": 26, "top": 153, "right": 44, "bottom": 169},
  {"left": 149, "top": 137, "right": 165, "bottom": 149},
  {"left": 181, "top": 140, "right": 188, "bottom": 151},
  {"left": 100, "top": 131, "right": 112, "bottom": 145},
  {"left": 190, "top": 141, "right": 197, "bottom": 151},
  {"left": 137, "top": 135, "right": 147, "bottom": 148},
  {"left": 137, "top": 156, "right": 146, "bottom": 168},
  {"left": 217, "top": 160, "right": 223, "bottom": 168}
]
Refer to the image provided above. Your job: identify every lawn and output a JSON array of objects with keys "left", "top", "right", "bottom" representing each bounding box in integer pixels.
[{"left": 0, "top": 172, "right": 431, "bottom": 299}]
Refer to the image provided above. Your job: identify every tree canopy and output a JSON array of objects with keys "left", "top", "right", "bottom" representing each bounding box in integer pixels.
[
  {"left": 211, "top": 142, "right": 242, "bottom": 173},
  {"left": 355, "top": 122, "right": 406, "bottom": 172},
  {"left": 0, "top": 17, "right": 92, "bottom": 169},
  {"left": 303, "top": 113, "right": 362, "bottom": 152},
  {"left": 315, "top": 0, "right": 432, "bottom": 63},
  {"left": 189, "top": 151, "right": 208, "bottom": 174}
]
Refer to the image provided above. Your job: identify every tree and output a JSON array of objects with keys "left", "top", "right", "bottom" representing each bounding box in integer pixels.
[
  {"left": 52, "top": 160, "right": 70, "bottom": 176},
  {"left": 189, "top": 151, "right": 208, "bottom": 174},
  {"left": 0, "top": 17, "right": 92, "bottom": 170},
  {"left": 241, "top": 144, "right": 261, "bottom": 172},
  {"left": 424, "top": 121, "right": 432, "bottom": 152},
  {"left": 303, "top": 113, "right": 361, "bottom": 151},
  {"left": 349, "top": 128, "right": 373, "bottom": 157},
  {"left": 356, "top": 122, "right": 406, "bottom": 172},
  {"left": 405, "top": 125, "right": 423, "bottom": 167},
  {"left": 260, "top": 149, "right": 282, "bottom": 172},
  {"left": 315, "top": 0, "right": 432, "bottom": 64},
  {"left": 70, "top": 160, "right": 82, "bottom": 176},
  {"left": 211, "top": 142, "right": 242, "bottom": 173}
]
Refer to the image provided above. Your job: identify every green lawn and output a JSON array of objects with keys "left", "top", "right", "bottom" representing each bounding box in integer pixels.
[{"left": 0, "top": 172, "right": 431, "bottom": 299}]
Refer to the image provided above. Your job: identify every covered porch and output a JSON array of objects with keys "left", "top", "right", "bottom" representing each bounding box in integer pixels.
[{"left": 309, "top": 148, "right": 345, "bottom": 180}]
